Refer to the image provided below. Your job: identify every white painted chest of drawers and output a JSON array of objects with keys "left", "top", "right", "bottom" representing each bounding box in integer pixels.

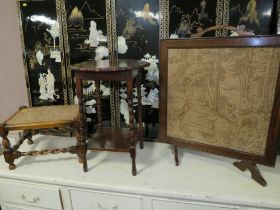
[{"left": 0, "top": 135, "right": 279, "bottom": 210}]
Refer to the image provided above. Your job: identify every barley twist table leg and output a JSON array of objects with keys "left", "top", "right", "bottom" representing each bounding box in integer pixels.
[
  {"left": 76, "top": 76, "right": 88, "bottom": 172},
  {"left": 95, "top": 81, "right": 103, "bottom": 130},
  {"left": 137, "top": 70, "right": 144, "bottom": 149},
  {"left": 127, "top": 77, "right": 137, "bottom": 176}
]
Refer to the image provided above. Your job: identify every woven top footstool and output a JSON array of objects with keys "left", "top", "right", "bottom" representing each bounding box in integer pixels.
[{"left": 0, "top": 105, "right": 83, "bottom": 170}]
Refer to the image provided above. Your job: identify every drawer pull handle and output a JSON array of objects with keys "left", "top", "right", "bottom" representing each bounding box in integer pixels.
[
  {"left": 21, "top": 194, "right": 40, "bottom": 203},
  {"left": 111, "top": 206, "right": 118, "bottom": 210},
  {"left": 96, "top": 202, "right": 118, "bottom": 210}
]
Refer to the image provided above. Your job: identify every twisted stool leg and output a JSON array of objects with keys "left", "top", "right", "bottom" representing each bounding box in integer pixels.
[
  {"left": 18, "top": 108, "right": 33, "bottom": 144},
  {"left": 15, "top": 130, "right": 33, "bottom": 149},
  {"left": 27, "top": 136, "right": 34, "bottom": 145},
  {"left": 1, "top": 131, "right": 16, "bottom": 170}
]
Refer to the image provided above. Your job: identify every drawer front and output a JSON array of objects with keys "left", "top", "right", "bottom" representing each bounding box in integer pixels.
[
  {"left": 0, "top": 181, "right": 62, "bottom": 210},
  {"left": 152, "top": 199, "right": 238, "bottom": 210},
  {"left": 3, "top": 203, "right": 54, "bottom": 210},
  {"left": 70, "top": 189, "right": 142, "bottom": 210}
]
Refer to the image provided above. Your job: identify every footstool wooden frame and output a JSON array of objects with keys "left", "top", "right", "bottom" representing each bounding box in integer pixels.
[{"left": 0, "top": 105, "right": 83, "bottom": 170}]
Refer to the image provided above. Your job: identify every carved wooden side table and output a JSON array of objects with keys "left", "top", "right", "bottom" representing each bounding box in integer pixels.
[
  {"left": 71, "top": 59, "right": 149, "bottom": 175},
  {"left": 0, "top": 105, "right": 79, "bottom": 170}
]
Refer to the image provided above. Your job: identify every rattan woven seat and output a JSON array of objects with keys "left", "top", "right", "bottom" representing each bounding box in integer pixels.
[
  {"left": 5, "top": 105, "right": 79, "bottom": 130},
  {"left": 0, "top": 105, "right": 80, "bottom": 170}
]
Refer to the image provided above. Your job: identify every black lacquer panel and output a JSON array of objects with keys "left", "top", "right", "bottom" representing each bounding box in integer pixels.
[
  {"left": 61, "top": 0, "right": 109, "bottom": 102},
  {"left": 228, "top": 0, "right": 275, "bottom": 35},
  {"left": 115, "top": 0, "right": 160, "bottom": 139},
  {"left": 63, "top": 0, "right": 108, "bottom": 64},
  {"left": 61, "top": 0, "right": 111, "bottom": 125},
  {"left": 116, "top": 0, "right": 160, "bottom": 59},
  {"left": 18, "top": 0, "right": 67, "bottom": 106},
  {"left": 169, "top": 0, "right": 219, "bottom": 37}
]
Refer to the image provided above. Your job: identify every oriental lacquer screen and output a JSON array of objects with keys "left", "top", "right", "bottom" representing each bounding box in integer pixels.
[{"left": 159, "top": 36, "right": 280, "bottom": 166}]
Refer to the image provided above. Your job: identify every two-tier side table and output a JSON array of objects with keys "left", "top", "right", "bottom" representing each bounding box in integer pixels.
[{"left": 71, "top": 59, "right": 149, "bottom": 175}]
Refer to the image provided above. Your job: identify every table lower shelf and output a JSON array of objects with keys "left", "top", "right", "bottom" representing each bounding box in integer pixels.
[{"left": 87, "top": 128, "right": 139, "bottom": 152}]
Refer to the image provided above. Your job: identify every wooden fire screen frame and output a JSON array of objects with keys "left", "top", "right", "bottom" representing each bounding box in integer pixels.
[{"left": 159, "top": 36, "right": 280, "bottom": 166}]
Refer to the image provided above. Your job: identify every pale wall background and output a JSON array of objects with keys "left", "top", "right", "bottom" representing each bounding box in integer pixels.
[{"left": 0, "top": 0, "right": 28, "bottom": 121}]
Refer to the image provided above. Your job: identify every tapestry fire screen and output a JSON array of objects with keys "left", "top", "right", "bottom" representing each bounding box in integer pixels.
[{"left": 159, "top": 36, "right": 280, "bottom": 166}]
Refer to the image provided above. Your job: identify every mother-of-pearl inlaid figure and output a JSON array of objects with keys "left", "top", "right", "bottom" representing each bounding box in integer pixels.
[
  {"left": 46, "top": 68, "right": 55, "bottom": 100},
  {"left": 39, "top": 73, "right": 48, "bottom": 100},
  {"left": 89, "top": 20, "right": 99, "bottom": 47}
]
